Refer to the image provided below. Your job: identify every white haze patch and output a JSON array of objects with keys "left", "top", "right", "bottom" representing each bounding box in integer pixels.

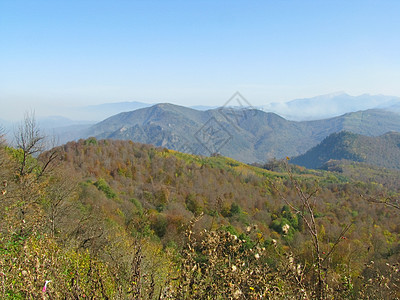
[{"left": 261, "top": 92, "right": 400, "bottom": 121}]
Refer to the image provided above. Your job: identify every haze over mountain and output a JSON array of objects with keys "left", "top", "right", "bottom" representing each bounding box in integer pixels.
[
  {"left": 0, "top": 116, "right": 93, "bottom": 146},
  {"left": 82, "top": 103, "right": 400, "bottom": 163},
  {"left": 69, "top": 92, "right": 400, "bottom": 122},
  {"left": 69, "top": 102, "right": 219, "bottom": 122},
  {"left": 2, "top": 92, "right": 400, "bottom": 127},
  {"left": 3, "top": 92, "right": 400, "bottom": 156},
  {"left": 263, "top": 92, "right": 400, "bottom": 121},
  {"left": 69, "top": 101, "right": 153, "bottom": 121}
]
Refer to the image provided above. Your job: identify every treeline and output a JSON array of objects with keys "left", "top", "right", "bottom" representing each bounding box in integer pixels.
[{"left": 0, "top": 120, "right": 399, "bottom": 298}]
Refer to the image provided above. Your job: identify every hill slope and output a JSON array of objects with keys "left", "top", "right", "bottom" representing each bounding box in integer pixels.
[
  {"left": 2, "top": 134, "right": 400, "bottom": 298},
  {"left": 83, "top": 103, "right": 400, "bottom": 163},
  {"left": 291, "top": 131, "right": 400, "bottom": 170}
]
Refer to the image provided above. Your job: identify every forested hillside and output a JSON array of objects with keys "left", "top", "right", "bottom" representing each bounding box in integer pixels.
[
  {"left": 291, "top": 131, "right": 400, "bottom": 170},
  {"left": 1, "top": 123, "right": 399, "bottom": 298}
]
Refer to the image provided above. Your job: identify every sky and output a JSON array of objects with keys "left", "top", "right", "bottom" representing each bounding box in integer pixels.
[{"left": 1, "top": 0, "right": 400, "bottom": 120}]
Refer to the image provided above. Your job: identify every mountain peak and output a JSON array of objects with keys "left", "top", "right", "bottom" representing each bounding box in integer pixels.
[{"left": 324, "top": 91, "right": 348, "bottom": 98}]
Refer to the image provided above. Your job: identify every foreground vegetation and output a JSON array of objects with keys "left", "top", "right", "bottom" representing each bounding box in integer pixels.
[{"left": 0, "top": 117, "right": 399, "bottom": 299}]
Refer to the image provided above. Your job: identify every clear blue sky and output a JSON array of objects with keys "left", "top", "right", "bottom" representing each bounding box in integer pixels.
[{"left": 1, "top": 0, "right": 400, "bottom": 120}]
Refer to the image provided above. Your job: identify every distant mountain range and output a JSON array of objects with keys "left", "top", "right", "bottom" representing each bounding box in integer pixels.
[
  {"left": 70, "top": 101, "right": 153, "bottom": 121},
  {"left": 291, "top": 131, "right": 400, "bottom": 170},
  {"left": 82, "top": 103, "right": 400, "bottom": 163},
  {"left": 263, "top": 92, "right": 400, "bottom": 120},
  {"left": 0, "top": 116, "right": 93, "bottom": 145},
  {"left": 2, "top": 92, "right": 400, "bottom": 126},
  {"left": 4, "top": 92, "right": 400, "bottom": 164},
  {"left": 75, "top": 92, "right": 400, "bottom": 122},
  {"left": 67, "top": 102, "right": 216, "bottom": 122}
]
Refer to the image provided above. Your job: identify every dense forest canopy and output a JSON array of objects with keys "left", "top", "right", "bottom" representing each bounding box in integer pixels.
[{"left": 0, "top": 119, "right": 399, "bottom": 298}]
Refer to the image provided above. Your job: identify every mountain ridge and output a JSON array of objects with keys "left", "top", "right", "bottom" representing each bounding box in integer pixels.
[
  {"left": 83, "top": 103, "right": 400, "bottom": 163},
  {"left": 291, "top": 131, "right": 400, "bottom": 170}
]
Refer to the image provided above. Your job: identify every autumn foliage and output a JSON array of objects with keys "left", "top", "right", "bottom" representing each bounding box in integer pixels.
[{"left": 0, "top": 127, "right": 399, "bottom": 298}]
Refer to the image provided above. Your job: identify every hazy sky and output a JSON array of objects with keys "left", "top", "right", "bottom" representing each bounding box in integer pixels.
[{"left": 1, "top": 0, "right": 400, "bottom": 120}]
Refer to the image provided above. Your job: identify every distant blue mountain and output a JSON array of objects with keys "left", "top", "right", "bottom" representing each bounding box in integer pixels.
[
  {"left": 75, "top": 102, "right": 216, "bottom": 120},
  {"left": 56, "top": 93, "right": 400, "bottom": 123},
  {"left": 38, "top": 116, "right": 92, "bottom": 128},
  {"left": 190, "top": 105, "right": 217, "bottom": 111},
  {"left": 263, "top": 92, "right": 400, "bottom": 120},
  {"left": 76, "top": 101, "right": 152, "bottom": 121}
]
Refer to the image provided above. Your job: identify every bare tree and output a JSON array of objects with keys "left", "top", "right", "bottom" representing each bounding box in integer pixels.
[
  {"left": 44, "top": 168, "right": 77, "bottom": 238},
  {"left": 13, "top": 111, "right": 60, "bottom": 176},
  {"left": 364, "top": 194, "right": 400, "bottom": 211},
  {"left": 14, "top": 111, "right": 45, "bottom": 176},
  {"left": 8, "top": 112, "right": 63, "bottom": 235},
  {"left": 271, "top": 159, "right": 352, "bottom": 299}
]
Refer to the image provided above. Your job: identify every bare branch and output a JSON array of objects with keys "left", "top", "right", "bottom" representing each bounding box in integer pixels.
[
  {"left": 14, "top": 111, "right": 45, "bottom": 176},
  {"left": 364, "top": 194, "right": 400, "bottom": 211},
  {"left": 15, "top": 111, "right": 45, "bottom": 156}
]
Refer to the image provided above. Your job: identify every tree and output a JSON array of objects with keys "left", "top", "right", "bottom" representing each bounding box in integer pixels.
[
  {"left": 270, "top": 159, "right": 352, "bottom": 299},
  {"left": 7, "top": 112, "right": 61, "bottom": 236},
  {"left": 14, "top": 111, "right": 45, "bottom": 176},
  {"left": 43, "top": 167, "right": 78, "bottom": 238}
]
